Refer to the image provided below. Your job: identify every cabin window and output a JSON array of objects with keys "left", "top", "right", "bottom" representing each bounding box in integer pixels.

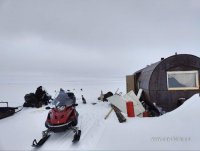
[{"left": 167, "top": 71, "right": 199, "bottom": 90}]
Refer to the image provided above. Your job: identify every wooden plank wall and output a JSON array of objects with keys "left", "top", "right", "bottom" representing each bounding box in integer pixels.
[{"left": 126, "top": 75, "right": 135, "bottom": 93}]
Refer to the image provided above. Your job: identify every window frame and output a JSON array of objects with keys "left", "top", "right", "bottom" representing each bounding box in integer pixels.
[{"left": 167, "top": 70, "right": 199, "bottom": 90}]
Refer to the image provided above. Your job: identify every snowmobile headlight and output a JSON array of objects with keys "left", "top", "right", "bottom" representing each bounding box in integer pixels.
[{"left": 57, "top": 106, "right": 65, "bottom": 111}]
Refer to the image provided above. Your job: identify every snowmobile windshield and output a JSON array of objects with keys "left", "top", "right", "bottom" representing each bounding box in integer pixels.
[{"left": 52, "top": 91, "right": 74, "bottom": 107}]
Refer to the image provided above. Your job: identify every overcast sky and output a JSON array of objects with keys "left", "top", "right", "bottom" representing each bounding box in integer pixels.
[{"left": 0, "top": 0, "right": 200, "bottom": 79}]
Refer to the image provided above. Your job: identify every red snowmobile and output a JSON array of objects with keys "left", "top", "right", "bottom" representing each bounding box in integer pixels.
[{"left": 32, "top": 89, "right": 81, "bottom": 147}]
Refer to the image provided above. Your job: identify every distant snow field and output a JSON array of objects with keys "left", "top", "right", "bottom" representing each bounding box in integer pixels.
[{"left": 0, "top": 77, "right": 200, "bottom": 150}]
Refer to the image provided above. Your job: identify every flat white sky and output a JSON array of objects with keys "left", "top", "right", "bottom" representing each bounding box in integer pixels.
[{"left": 0, "top": 0, "right": 200, "bottom": 78}]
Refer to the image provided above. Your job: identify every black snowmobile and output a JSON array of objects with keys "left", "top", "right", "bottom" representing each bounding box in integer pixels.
[{"left": 32, "top": 89, "right": 81, "bottom": 147}]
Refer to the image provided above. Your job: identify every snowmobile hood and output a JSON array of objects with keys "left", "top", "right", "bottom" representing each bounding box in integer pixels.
[{"left": 48, "top": 108, "right": 74, "bottom": 125}]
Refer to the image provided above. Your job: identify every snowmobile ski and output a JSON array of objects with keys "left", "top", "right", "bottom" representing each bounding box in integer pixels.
[
  {"left": 32, "top": 130, "right": 51, "bottom": 147},
  {"left": 32, "top": 135, "right": 50, "bottom": 147},
  {"left": 72, "top": 130, "right": 81, "bottom": 143}
]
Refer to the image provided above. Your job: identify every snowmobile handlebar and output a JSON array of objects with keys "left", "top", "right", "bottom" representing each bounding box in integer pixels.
[
  {"left": 45, "top": 106, "right": 51, "bottom": 110},
  {"left": 45, "top": 103, "right": 78, "bottom": 110},
  {"left": 73, "top": 103, "right": 78, "bottom": 107}
]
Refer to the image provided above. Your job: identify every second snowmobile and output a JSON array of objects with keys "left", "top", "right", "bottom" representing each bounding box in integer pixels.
[{"left": 32, "top": 89, "right": 81, "bottom": 147}]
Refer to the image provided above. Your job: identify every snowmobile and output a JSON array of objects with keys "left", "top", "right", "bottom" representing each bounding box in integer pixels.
[{"left": 32, "top": 90, "right": 81, "bottom": 147}]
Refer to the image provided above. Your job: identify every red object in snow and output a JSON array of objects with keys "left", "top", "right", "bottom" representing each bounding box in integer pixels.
[{"left": 126, "top": 101, "right": 135, "bottom": 117}]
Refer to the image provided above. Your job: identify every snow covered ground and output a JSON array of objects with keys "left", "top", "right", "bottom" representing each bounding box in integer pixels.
[{"left": 0, "top": 77, "right": 200, "bottom": 150}]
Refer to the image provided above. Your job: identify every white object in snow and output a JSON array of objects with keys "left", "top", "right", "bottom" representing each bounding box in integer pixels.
[
  {"left": 107, "top": 90, "right": 145, "bottom": 116},
  {"left": 123, "top": 90, "right": 145, "bottom": 116},
  {"left": 137, "top": 89, "right": 143, "bottom": 99},
  {"left": 107, "top": 95, "right": 127, "bottom": 114}
]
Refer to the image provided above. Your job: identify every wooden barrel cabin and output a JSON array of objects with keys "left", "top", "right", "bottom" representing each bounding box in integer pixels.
[{"left": 126, "top": 54, "right": 200, "bottom": 112}]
